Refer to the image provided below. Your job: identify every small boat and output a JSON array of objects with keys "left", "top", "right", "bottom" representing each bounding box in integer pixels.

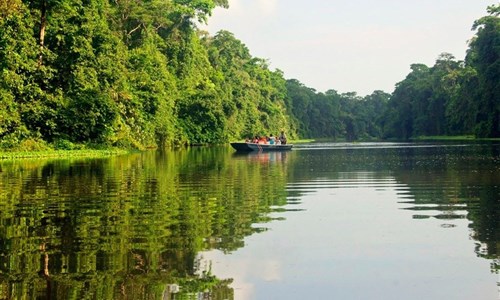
[{"left": 230, "top": 142, "right": 293, "bottom": 152}]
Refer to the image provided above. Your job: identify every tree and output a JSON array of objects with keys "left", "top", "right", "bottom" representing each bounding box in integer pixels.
[
  {"left": 383, "top": 64, "right": 431, "bottom": 139},
  {"left": 362, "top": 90, "right": 390, "bottom": 138},
  {"left": 467, "top": 4, "right": 500, "bottom": 137},
  {"left": 444, "top": 67, "right": 477, "bottom": 134},
  {"left": 0, "top": 0, "right": 22, "bottom": 18}
]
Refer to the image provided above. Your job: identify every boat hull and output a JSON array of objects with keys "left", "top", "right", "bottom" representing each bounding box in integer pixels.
[{"left": 230, "top": 142, "right": 293, "bottom": 152}]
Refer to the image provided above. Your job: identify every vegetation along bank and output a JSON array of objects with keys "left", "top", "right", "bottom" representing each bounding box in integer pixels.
[{"left": 0, "top": 2, "right": 498, "bottom": 152}]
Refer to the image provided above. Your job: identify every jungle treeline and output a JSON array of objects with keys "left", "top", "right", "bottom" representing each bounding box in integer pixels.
[
  {"left": 287, "top": 4, "right": 499, "bottom": 141},
  {"left": 0, "top": 1, "right": 498, "bottom": 150}
]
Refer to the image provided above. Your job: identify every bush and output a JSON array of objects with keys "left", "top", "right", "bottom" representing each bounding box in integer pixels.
[
  {"left": 53, "top": 139, "right": 76, "bottom": 150},
  {"left": 17, "top": 138, "right": 52, "bottom": 151},
  {"left": 0, "top": 133, "right": 20, "bottom": 150}
]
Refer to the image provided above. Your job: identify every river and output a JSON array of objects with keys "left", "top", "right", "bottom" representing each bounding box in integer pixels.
[{"left": 0, "top": 142, "right": 498, "bottom": 299}]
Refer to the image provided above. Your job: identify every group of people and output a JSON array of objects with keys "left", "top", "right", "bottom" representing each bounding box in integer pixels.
[{"left": 245, "top": 131, "right": 287, "bottom": 145}]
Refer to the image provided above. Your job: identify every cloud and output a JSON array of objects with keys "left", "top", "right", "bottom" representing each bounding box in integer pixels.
[
  {"left": 257, "top": 0, "right": 278, "bottom": 15},
  {"left": 207, "top": 0, "right": 493, "bottom": 95},
  {"left": 197, "top": 250, "right": 283, "bottom": 299}
]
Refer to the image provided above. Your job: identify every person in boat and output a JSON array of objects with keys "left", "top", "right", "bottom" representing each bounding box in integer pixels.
[
  {"left": 275, "top": 134, "right": 281, "bottom": 145},
  {"left": 253, "top": 136, "right": 259, "bottom": 143},
  {"left": 269, "top": 134, "right": 275, "bottom": 145},
  {"left": 279, "top": 131, "right": 287, "bottom": 145},
  {"left": 259, "top": 136, "right": 268, "bottom": 144}
]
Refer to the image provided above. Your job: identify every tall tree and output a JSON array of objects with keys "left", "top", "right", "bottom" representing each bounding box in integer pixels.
[
  {"left": 383, "top": 64, "right": 431, "bottom": 139},
  {"left": 467, "top": 4, "right": 500, "bottom": 137}
]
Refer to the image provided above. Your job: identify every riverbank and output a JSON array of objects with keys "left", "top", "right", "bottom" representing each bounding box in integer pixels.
[
  {"left": 412, "top": 135, "right": 500, "bottom": 141},
  {"left": 0, "top": 149, "right": 129, "bottom": 160},
  {"left": 3, "top": 136, "right": 499, "bottom": 160}
]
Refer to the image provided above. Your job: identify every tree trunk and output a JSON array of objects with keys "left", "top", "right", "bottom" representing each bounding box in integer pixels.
[{"left": 38, "top": 0, "right": 47, "bottom": 66}]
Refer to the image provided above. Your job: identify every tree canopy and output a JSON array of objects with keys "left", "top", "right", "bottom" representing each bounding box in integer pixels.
[
  {"left": 0, "top": 0, "right": 292, "bottom": 150},
  {"left": 0, "top": 2, "right": 498, "bottom": 150}
]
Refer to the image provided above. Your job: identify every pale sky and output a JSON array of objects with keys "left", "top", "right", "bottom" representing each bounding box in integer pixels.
[{"left": 203, "top": 0, "right": 498, "bottom": 96}]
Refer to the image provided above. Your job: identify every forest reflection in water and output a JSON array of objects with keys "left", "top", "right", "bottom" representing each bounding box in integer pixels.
[{"left": 0, "top": 142, "right": 498, "bottom": 299}]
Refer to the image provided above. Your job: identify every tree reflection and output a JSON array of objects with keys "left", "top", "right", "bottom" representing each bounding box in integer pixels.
[
  {"left": 287, "top": 144, "right": 499, "bottom": 274},
  {"left": 0, "top": 147, "right": 289, "bottom": 299},
  {"left": 387, "top": 145, "right": 499, "bottom": 273},
  {"left": 0, "top": 144, "right": 498, "bottom": 299}
]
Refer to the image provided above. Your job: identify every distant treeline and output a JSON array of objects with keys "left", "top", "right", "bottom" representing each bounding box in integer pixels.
[
  {"left": 0, "top": 2, "right": 498, "bottom": 150},
  {"left": 288, "top": 4, "right": 499, "bottom": 141}
]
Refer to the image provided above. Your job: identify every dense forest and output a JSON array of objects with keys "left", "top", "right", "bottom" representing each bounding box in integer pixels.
[
  {"left": 0, "top": 1, "right": 498, "bottom": 150},
  {"left": 287, "top": 4, "right": 500, "bottom": 141}
]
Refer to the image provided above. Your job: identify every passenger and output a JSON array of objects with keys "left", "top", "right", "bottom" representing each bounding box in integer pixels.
[
  {"left": 269, "top": 134, "right": 275, "bottom": 145},
  {"left": 253, "top": 136, "right": 259, "bottom": 143},
  {"left": 279, "top": 131, "right": 287, "bottom": 145},
  {"left": 275, "top": 135, "right": 281, "bottom": 145},
  {"left": 259, "top": 136, "right": 267, "bottom": 144}
]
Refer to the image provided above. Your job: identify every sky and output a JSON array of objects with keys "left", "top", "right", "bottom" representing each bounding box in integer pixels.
[{"left": 202, "top": 0, "right": 498, "bottom": 96}]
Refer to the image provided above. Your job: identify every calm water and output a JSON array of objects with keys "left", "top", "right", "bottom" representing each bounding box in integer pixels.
[{"left": 0, "top": 142, "right": 498, "bottom": 299}]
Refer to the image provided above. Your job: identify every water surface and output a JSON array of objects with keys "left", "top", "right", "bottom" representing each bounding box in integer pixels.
[{"left": 0, "top": 142, "right": 498, "bottom": 299}]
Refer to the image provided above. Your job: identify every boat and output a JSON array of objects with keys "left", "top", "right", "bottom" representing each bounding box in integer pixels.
[{"left": 230, "top": 142, "right": 293, "bottom": 152}]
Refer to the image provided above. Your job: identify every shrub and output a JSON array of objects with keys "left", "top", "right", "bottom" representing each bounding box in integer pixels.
[
  {"left": 17, "top": 138, "right": 52, "bottom": 151},
  {"left": 53, "top": 139, "right": 76, "bottom": 150}
]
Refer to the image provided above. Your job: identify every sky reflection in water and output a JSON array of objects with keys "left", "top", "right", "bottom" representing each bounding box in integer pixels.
[
  {"left": 200, "top": 142, "right": 499, "bottom": 300},
  {"left": 0, "top": 142, "right": 498, "bottom": 299}
]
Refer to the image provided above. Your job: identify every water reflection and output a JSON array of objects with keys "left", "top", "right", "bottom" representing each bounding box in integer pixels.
[
  {"left": 0, "top": 142, "right": 498, "bottom": 299},
  {"left": 231, "top": 151, "right": 290, "bottom": 164},
  {"left": 0, "top": 148, "right": 291, "bottom": 299},
  {"left": 208, "top": 143, "right": 499, "bottom": 299}
]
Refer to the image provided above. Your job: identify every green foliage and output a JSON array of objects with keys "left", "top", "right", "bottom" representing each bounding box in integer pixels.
[
  {"left": 380, "top": 5, "right": 499, "bottom": 140},
  {"left": 16, "top": 137, "right": 52, "bottom": 151},
  {"left": 202, "top": 30, "right": 293, "bottom": 141},
  {"left": 467, "top": 4, "right": 500, "bottom": 137},
  {"left": 0, "top": 5, "right": 50, "bottom": 139},
  {"left": 0, "top": 2, "right": 498, "bottom": 148},
  {"left": 284, "top": 80, "right": 389, "bottom": 141},
  {"left": 284, "top": 6, "right": 499, "bottom": 141},
  {"left": 0, "top": 0, "right": 296, "bottom": 149},
  {"left": 0, "top": 88, "right": 20, "bottom": 138},
  {"left": 52, "top": 138, "right": 76, "bottom": 150},
  {"left": 0, "top": 0, "right": 21, "bottom": 18},
  {"left": 0, "top": 147, "right": 289, "bottom": 297}
]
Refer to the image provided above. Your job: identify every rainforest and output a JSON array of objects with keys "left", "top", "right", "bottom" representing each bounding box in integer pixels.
[{"left": 0, "top": 1, "right": 499, "bottom": 151}]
